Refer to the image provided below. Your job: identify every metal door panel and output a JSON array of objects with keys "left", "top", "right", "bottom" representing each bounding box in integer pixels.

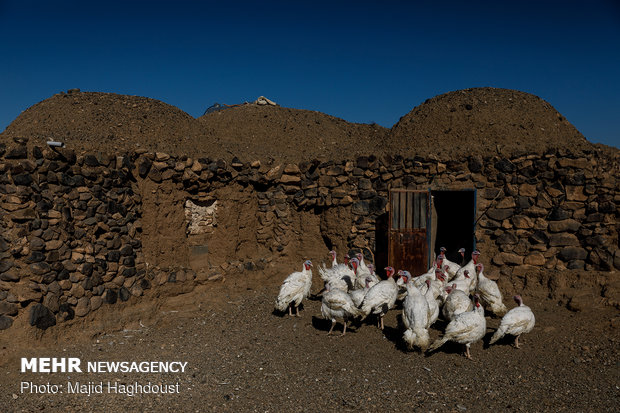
[{"left": 388, "top": 190, "right": 429, "bottom": 276}]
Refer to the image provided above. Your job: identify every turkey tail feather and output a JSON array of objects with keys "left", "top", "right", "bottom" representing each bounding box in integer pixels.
[
  {"left": 403, "top": 329, "right": 415, "bottom": 350},
  {"left": 404, "top": 329, "right": 430, "bottom": 351},
  {"left": 318, "top": 265, "right": 330, "bottom": 281},
  {"left": 427, "top": 335, "right": 449, "bottom": 353},
  {"left": 493, "top": 303, "right": 508, "bottom": 317},
  {"left": 359, "top": 301, "right": 371, "bottom": 320},
  {"left": 350, "top": 305, "right": 363, "bottom": 318}
]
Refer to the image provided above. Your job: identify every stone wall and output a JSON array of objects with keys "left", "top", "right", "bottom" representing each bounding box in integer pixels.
[
  {"left": 0, "top": 140, "right": 618, "bottom": 331},
  {"left": 0, "top": 144, "right": 144, "bottom": 331}
]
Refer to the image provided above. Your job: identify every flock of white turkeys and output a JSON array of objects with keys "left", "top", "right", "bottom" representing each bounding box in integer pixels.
[{"left": 275, "top": 249, "right": 535, "bottom": 359}]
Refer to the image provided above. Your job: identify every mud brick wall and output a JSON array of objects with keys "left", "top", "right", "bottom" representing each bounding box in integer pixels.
[
  {"left": 133, "top": 149, "right": 619, "bottom": 275},
  {"left": 0, "top": 141, "right": 618, "bottom": 331}
]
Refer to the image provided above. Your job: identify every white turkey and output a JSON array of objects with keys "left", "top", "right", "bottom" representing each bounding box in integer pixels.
[
  {"left": 412, "top": 257, "right": 444, "bottom": 290},
  {"left": 354, "top": 252, "right": 377, "bottom": 288},
  {"left": 451, "top": 269, "right": 475, "bottom": 294},
  {"left": 317, "top": 250, "right": 336, "bottom": 281},
  {"left": 442, "top": 283, "right": 474, "bottom": 322},
  {"left": 275, "top": 260, "right": 313, "bottom": 317},
  {"left": 356, "top": 252, "right": 371, "bottom": 273},
  {"left": 418, "top": 267, "right": 447, "bottom": 294},
  {"left": 423, "top": 279, "right": 440, "bottom": 328},
  {"left": 359, "top": 266, "right": 398, "bottom": 330},
  {"left": 318, "top": 251, "right": 354, "bottom": 284},
  {"left": 458, "top": 248, "right": 467, "bottom": 266},
  {"left": 325, "top": 274, "right": 355, "bottom": 293},
  {"left": 350, "top": 258, "right": 379, "bottom": 289},
  {"left": 436, "top": 267, "right": 451, "bottom": 304},
  {"left": 395, "top": 270, "right": 409, "bottom": 301},
  {"left": 366, "top": 263, "right": 380, "bottom": 285},
  {"left": 354, "top": 261, "right": 380, "bottom": 291},
  {"left": 427, "top": 295, "right": 486, "bottom": 359},
  {"left": 454, "top": 250, "right": 481, "bottom": 284},
  {"left": 489, "top": 295, "right": 535, "bottom": 348},
  {"left": 439, "top": 247, "right": 461, "bottom": 279},
  {"left": 321, "top": 283, "right": 362, "bottom": 336},
  {"left": 475, "top": 263, "right": 508, "bottom": 317},
  {"left": 399, "top": 271, "right": 430, "bottom": 351},
  {"left": 328, "top": 249, "right": 338, "bottom": 266},
  {"left": 422, "top": 271, "right": 449, "bottom": 307},
  {"left": 349, "top": 276, "right": 374, "bottom": 307}
]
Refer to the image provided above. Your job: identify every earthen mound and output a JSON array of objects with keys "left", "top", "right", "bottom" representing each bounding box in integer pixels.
[
  {"left": 197, "top": 104, "right": 388, "bottom": 163},
  {"left": 1, "top": 87, "right": 606, "bottom": 162},
  {"left": 388, "top": 87, "right": 594, "bottom": 159},
  {"left": 0, "top": 91, "right": 389, "bottom": 162},
  {"left": 0, "top": 91, "right": 200, "bottom": 155}
]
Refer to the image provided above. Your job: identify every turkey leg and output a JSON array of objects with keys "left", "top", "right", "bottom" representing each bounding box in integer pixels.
[
  {"left": 464, "top": 344, "right": 472, "bottom": 360},
  {"left": 327, "top": 320, "right": 336, "bottom": 335}
]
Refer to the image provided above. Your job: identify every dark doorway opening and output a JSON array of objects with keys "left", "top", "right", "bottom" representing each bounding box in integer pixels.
[
  {"left": 431, "top": 190, "right": 476, "bottom": 264},
  {"left": 375, "top": 212, "right": 389, "bottom": 276}
]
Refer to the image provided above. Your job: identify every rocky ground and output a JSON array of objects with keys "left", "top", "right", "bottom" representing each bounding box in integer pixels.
[{"left": 1, "top": 268, "right": 618, "bottom": 412}]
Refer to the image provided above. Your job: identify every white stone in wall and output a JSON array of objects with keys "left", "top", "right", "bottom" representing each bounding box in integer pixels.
[{"left": 185, "top": 199, "right": 218, "bottom": 235}]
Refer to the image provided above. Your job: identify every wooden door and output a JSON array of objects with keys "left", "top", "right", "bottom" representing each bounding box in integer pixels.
[{"left": 388, "top": 190, "right": 429, "bottom": 276}]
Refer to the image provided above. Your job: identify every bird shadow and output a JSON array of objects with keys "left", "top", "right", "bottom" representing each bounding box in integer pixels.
[
  {"left": 382, "top": 325, "right": 410, "bottom": 352},
  {"left": 482, "top": 329, "right": 514, "bottom": 349},
  {"left": 311, "top": 316, "right": 361, "bottom": 335},
  {"left": 379, "top": 314, "right": 413, "bottom": 353},
  {"left": 311, "top": 315, "right": 330, "bottom": 332},
  {"left": 425, "top": 341, "right": 468, "bottom": 358},
  {"left": 271, "top": 302, "right": 306, "bottom": 318},
  {"left": 272, "top": 308, "right": 285, "bottom": 317}
]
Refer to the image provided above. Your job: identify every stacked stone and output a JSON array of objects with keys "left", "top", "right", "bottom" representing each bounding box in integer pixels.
[
  {"left": 159, "top": 149, "right": 618, "bottom": 273},
  {"left": 135, "top": 150, "right": 234, "bottom": 190},
  {"left": 1, "top": 142, "right": 618, "bottom": 331},
  {"left": 475, "top": 153, "right": 619, "bottom": 274},
  {"left": 0, "top": 142, "right": 144, "bottom": 330},
  {"left": 136, "top": 149, "right": 618, "bottom": 273}
]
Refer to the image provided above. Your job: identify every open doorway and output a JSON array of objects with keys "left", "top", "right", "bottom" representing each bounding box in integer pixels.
[
  {"left": 430, "top": 189, "right": 476, "bottom": 264},
  {"left": 374, "top": 212, "right": 389, "bottom": 276}
]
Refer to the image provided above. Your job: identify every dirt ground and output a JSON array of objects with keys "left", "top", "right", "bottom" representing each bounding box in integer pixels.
[{"left": 1, "top": 265, "right": 618, "bottom": 412}]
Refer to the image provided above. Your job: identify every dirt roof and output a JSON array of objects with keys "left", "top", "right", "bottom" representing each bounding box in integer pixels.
[
  {"left": 388, "top": 87, "right": 594, "bottom": 159},
  {"left": 0, "top": 91, "right": 200, "bottom": 156},
  {"left": 196, "top": 104, "right": 388, "bottom": 163},
  {"left": 0, "top": 87, "right": 609, "bottom": 162}
]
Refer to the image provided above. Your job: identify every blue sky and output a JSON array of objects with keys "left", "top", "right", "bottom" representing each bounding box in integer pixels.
[{"left": 1, "top": 0, "right": 619, "bottom": 148}]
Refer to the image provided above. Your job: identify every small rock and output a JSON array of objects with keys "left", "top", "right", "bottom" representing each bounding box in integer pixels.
[
  {"left": 30, "top": 304, "right": 56, "bottom": 330},
  {"left": 119, "top": 287, "right": 130, "bottom": 302},
  {"left": 0, "top": 301, "right": 19, "bottom": 316},
  {"left": 0, "top": 315, "right": 13, "bottom": 330},
  {"left": 75, "top": 297, "right": 90, "bottom": 317},
  {"left": 208, "top": 273, "right": 224, "bottom": 282}
]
